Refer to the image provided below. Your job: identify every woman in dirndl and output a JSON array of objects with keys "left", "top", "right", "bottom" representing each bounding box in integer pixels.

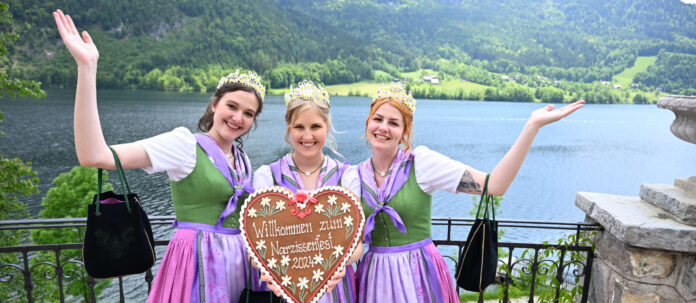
[
  {"left": 54, "top": 9, "right": 267, "bottom": 302},
  {"left": 355, "top": 83, "right": 584, "bottom": 302},
  {"left": 254, "top": 80, "right": 363, "bottom": 302}
]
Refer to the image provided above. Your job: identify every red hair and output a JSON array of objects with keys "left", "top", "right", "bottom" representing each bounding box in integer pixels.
[{"left": 365, "top": 97, "right": 414, "bottom": 152}]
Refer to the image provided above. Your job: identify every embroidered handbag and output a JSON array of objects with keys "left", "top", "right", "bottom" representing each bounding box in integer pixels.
[
  {"left": 455, "top": 174, "right": 499, "bottom": 292},
  {"left": 82, "top": 148, "right": 156, "bottom": 279}
]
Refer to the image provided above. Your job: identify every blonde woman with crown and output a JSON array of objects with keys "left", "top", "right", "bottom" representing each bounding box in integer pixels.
[
  {"left": 54, "top": 10, "right": 268, "bottom": 302},
  {"left": 354, "top": 83, "right": 584, "bottom": 302},
  {"left": 253, "top": 80, "right": 363, "bottom": 302}
]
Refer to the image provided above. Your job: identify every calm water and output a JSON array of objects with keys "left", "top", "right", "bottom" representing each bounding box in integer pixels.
[
  {"left": 2, "top": 89, "right": 696, "bottom": 299},
  {"left": 2, "top": 89, "right": 695, "bottom": 234}
]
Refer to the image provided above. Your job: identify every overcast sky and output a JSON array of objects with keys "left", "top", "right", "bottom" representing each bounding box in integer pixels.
[{"left": 681, "top": 0, "right": 696, "bottom": 3}]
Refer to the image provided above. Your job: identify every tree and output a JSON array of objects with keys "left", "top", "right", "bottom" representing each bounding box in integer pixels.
[
  {"left": 0, "top": 1, "right": 45, "bottom": 300},
  {"left": 0, "top": 2, "right": 44, "bottom": 100},
  {"left": 0, "top": 157, "right": 38, "bottom": 301},
  {"left": 30, "top": 166, "right": 113, "bottom": 301}
]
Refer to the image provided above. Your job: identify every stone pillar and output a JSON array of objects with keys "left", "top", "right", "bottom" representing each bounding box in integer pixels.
[{"left": 575, "top": 96, "right": 696, "bottom": 303}]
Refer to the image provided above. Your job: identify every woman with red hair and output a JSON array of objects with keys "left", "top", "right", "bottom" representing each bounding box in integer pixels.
[{"left": 355, "top": 83, "right": 584, "bottom": 303}]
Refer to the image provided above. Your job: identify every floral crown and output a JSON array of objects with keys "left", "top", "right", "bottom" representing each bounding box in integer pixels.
[
  {"left": 216, "top": 69, "right": 266, "bottom": 102},
  {"left": 373, "top": 82, "right": 416, "bottom": 113},
  {"left": 284, "top": 80, "right": 330, "bottom": 107}
]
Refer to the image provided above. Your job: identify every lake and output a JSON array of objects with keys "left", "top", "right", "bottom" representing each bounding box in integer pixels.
[
  {"left": 1, "top": 88, "right": 694, "bottom": 243},
  {"left": 2, "top": 88, "right": 695, "bottom": 300}
]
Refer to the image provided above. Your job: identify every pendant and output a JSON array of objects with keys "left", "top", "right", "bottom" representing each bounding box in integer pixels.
[
  {"left": 304, "top": 171, "right": 311, "bottom": 176},
  {"left": 379, "top": 171, "right": 386, "bottom": 177}
]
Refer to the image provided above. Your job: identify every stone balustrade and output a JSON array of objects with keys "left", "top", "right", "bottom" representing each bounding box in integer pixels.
[{"left": 576, "top": 95, "right": 696, "bottom": 303}]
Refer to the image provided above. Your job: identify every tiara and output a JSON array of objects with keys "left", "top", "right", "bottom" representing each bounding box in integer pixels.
[
  {"left": 373, "top": 82, "right": 416, "bottom": 113},
  {"left": 284, "top": 80, "right": 330, "bottom": 106},
  {"left": 216, "top": 69, "right": 266, "bottom": 102}
]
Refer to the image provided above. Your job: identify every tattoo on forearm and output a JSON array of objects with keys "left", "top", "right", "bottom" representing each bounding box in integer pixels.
[{"left": 457, "top": 171, "right": 482, "bottom": 194}]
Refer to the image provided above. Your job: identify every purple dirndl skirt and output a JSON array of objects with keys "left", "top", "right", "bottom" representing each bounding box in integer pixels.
[
  {"left": 315, "top": 265, "right": 357, "bottom": 303},
  {"left": 147, "top": 225, "right": 265, "bottom": 303},
  {"left": 356, "top": 238, "right": 458, "bottom": 303}
]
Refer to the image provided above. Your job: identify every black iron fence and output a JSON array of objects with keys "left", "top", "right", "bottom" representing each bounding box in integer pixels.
[
  {"left": 0, "top": 217, "right": 601, "bottom": 303},
  {"left": 431, "top": 218, "right": 601, "bottom": 303}
]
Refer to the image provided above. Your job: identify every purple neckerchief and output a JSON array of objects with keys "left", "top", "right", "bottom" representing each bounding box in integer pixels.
[
  {"left": 269, "top": 154, "right": 348, "bottom": 193},
  {"left": 358, "top": 149, "right": 413, "bottom": 245},
  {"left": 192, "top": 134, "right": 254, "bottom": 228}
]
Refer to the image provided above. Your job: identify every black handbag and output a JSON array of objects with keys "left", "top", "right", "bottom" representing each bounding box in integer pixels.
[
  {"left": 239, "top": 262, "right": 283, "bottom": 303},
  {"left": 455, "top": 174, "right": 498, "bottom": 292},
  {"left": 82, "top": 148, "right": 156, "bottom": 279}
]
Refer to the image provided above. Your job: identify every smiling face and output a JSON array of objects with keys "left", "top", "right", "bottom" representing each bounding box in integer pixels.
[
  {"left": 208, "top": 90, "right": 259, "bottom": 145},
  {"left": 288, "top": 106, "right": 328, "bottom": 160},
  {"left": 366, "top": 103, "right": 405, "bottom": 153}
]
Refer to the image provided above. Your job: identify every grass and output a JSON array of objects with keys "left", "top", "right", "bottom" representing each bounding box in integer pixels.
[
  {"left": 270, "top": 78, "right": 493, "bottom": 98},
  {"left": 612, "top": 56, "right": 657, "bottom": 88},
  {"left": 268, "top": 81, "right": 387, "bottom": 97},
  {"left": 324, "top": 81, "right": 387, "bottom": 96},
  {"left": 434, "top": 79, "right": 491, "bottom": 92}
]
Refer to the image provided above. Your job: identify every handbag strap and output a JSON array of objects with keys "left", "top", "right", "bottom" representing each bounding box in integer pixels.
[
  {"left": 246, "top": 262, "right": 251, "bottom": 303},
  {"left": 245, "top": 261, "right": 274, "bottom": 303},
  {"left": 474, "top": 174, "right": 495, "bottom": 221},
  {"left": 95, "top": 148, "right": 133, "bottom": 215}
]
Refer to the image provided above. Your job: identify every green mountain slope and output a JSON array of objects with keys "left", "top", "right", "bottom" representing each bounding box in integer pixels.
[
  {"left": 7, "top": 0, "right": 382, "bottom": 89},
  {"left": 5, "top": 0, "right": 696, "bottom": 97}
]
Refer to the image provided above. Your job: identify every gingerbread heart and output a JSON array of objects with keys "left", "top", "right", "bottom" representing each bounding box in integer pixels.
[{"left": 240, "top": 186, "right": 365, "bottom": 303}]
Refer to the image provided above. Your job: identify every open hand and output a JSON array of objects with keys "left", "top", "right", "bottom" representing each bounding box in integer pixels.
[
  {"left": 53, "top": 9, "right": 99, "bottom": 66},
  {"left": 528, "top": 100, "right": 585, "bottom": 128}
]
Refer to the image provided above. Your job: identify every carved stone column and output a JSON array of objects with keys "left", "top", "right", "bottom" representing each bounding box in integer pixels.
[{"left": 576, "top": 96, "right": 696, "bottom": 303}]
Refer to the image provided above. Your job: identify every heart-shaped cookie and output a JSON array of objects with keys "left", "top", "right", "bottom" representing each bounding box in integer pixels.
[{"left": 240, "top": 186, "right": 365, "bottom": 303}]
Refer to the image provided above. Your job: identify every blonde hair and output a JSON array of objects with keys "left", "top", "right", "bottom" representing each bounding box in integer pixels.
[
  {"left": 284, "top": 99, "right": 342, "bottom": 157},
  {"left": 365, "top": 97, "right": 414, "bottom": 152}
]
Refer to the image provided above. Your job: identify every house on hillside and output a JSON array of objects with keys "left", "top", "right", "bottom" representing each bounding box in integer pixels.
[
  {"left": 421, "top": 75, "right": 439, "bottom": 84},
  {"left": 613, "top": 84, "right": 622, "bottom": 89}
]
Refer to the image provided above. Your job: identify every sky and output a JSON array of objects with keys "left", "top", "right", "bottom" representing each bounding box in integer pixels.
[{"left": 681, "top": 0, "right": 696, "bottom": 3}]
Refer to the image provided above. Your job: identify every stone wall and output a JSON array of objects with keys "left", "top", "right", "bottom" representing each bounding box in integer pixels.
[{"left": 577, "top": 178, "right": 696, "bottom": 302}]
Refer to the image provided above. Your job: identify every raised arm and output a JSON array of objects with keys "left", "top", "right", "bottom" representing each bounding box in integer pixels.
[
  {"left": 54, "top": 10, "right": 150, "bottom": 169},
  {"left": 457, "top": 100, "right": 585, "bottom": 196}
]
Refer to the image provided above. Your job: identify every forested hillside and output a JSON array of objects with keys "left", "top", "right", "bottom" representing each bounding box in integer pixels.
[
  {"left": 4, "top": 0, "right": 696, "bottom": 101},
  {"left": 7, "top": 0, "right": 384, "bottom": 90}
]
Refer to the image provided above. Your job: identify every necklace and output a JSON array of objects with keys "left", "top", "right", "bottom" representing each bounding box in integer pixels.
[
  {"left": 293, "top": 155, "right": 324, "bottom": 176},
  {"left": 224, "top": 153, "right": 234, "bottom": 159},
  {"left": 371, "top": 158, "right": 390, "bottom": 177}
]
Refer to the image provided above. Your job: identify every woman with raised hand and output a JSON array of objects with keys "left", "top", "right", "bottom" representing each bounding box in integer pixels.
[
  {"left": 355, "top": 83, "right": 584, "bottom": 303},
  {"left": 253, "top": 80, "right": 363, "bottom": 302},
  {"left": 53, "top": 10, "right": 267, "bottom": 302}
]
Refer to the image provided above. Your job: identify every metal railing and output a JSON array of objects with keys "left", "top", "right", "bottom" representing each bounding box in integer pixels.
[
  {"left": 0, "top": 216, "right": 601, "bottom": 303},
  {"left": 431, "top": 218, "right": 601, "bottom": 303}
]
